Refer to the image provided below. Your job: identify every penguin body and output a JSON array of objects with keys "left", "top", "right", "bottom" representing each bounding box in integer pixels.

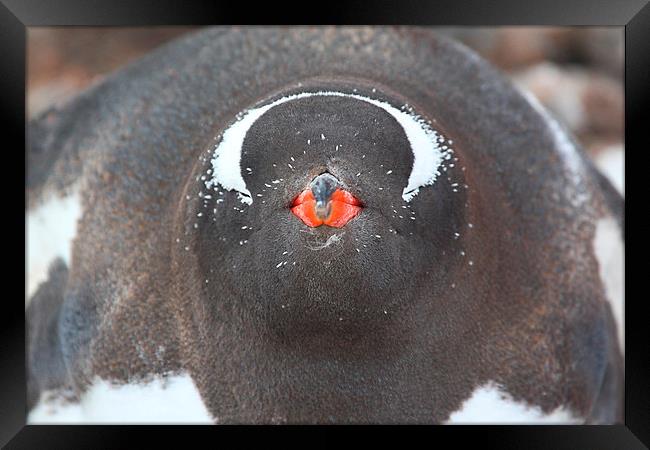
[{"left": 27, "top": 27, "right": 623, "bottom": 424}]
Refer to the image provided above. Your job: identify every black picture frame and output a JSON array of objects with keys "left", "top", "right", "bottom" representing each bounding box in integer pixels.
[{"left": 3, "top": 0, "right": 646, "bottom": 447}]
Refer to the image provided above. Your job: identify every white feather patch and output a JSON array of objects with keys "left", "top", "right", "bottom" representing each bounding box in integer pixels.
[
  {"left": 26, "top": 189, "right": 82, "bottom": 303},
  {"left": 594, "top": 216, "right": 624, "bottom": 353},
  {"left": 28, "top": 374, "right": 214, "bottom": 424},
  {"left": 445, "top": 382, "right": 582, "bottom": 424},
  {"left": 205, "top": 90, "right": 452, "bottom": 205},
  {"left": 594, "top": 145, "right": 624, "bottom": 196}
]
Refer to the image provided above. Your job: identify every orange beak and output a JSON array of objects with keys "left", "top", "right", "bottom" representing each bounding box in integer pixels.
[{"left": 291, "top": 188, "right": 362, "bottom": 228}]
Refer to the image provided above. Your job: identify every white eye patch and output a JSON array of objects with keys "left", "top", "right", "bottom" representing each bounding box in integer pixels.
[{"left": 204, "top": 90, "right": 453, "bottom": 205}]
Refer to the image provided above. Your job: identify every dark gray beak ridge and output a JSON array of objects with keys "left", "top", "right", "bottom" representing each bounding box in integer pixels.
[{"left": 310, "top": 173, "right": 339, "bottom": 220}]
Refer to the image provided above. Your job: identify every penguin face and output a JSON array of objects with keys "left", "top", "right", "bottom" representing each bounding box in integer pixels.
[{"left": 188, "top": 83, "right": 468, "bottom": 334}]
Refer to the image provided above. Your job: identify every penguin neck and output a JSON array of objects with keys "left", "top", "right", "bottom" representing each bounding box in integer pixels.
[
  {"left": 219, "top": 288, "right": 430, "bottom": 354},
  {"left": 183, "top": 285, "right": 484, "bottom": 423}
]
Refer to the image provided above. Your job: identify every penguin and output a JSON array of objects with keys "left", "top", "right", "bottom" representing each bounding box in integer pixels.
[{"left": 26, "top": 27, "right": 624, "bottom": 424}]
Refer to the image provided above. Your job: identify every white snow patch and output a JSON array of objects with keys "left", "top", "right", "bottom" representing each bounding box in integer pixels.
[
  {"left": 445, "top": 382, "right": 582, "bottom": 424},
  {"left": 205, "top": 90, "right": 452, "bottom": 205},
  {"left": 28, "top": 374, "right": 213, "bottom": 424},
  {"left": 26, "top": 188, "right": 82, "bottom": 303},
  {"left": 594, "top": 216, "right": 624, "bottom": 353}
]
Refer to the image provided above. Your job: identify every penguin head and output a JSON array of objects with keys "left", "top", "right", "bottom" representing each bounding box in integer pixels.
[{"left": 181, "top": 80, "right": 468, "bottom": 335}]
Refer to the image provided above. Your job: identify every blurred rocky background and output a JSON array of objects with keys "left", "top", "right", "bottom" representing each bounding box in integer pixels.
[
  {"left": 440, "top": 27, "right": 624, "bottom": 195},
  {"left": 28, "top": 27, "right": 624, "bottom": 195}
]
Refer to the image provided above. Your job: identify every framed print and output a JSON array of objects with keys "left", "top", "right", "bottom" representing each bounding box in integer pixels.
[{"left": 2, "top": 0, "right": 646, "bottom": 447}]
